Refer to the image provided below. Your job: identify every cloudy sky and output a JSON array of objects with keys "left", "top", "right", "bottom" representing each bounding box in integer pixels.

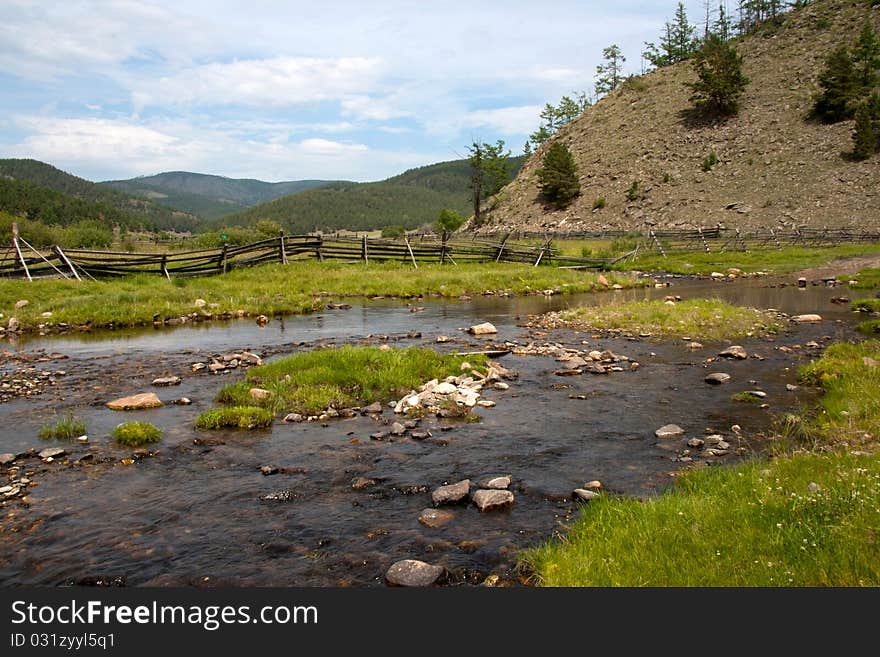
[{"left": 1, "top": 0, "right": 711, "bottom": 183}]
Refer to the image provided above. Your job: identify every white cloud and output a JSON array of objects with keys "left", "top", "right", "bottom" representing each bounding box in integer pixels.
[
  {"left": 462, "top": 106, "right": 543, "bottom": 136},
  {"left": 135, "top": 57, "right": 385, "bottom": 109},
  {"left": 4, "top": 115, "right": 434, "bottom": 182}
]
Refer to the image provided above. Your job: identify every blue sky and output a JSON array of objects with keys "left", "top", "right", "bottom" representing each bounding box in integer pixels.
[{"left": 0, "top": 0, "right": 713, "bottom": 183}]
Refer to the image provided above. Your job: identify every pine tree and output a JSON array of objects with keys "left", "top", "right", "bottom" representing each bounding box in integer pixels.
[
  {"left": 853, "top": 21, "right": 880, "bottom": 92},
  {"left": 536, "top": 142, "right": 580, "bottom": 208},
  {"left": 812, "top": 46, "right": 859, "bottom": 123},
  {"left": 713, "top": 1, "right": 733, "bottom": 41},
  {"left": 595, "top": 45, "right": 626, "bottom": 96},
  {"left": 643, "top": 3, "right": 699, "bottom": 69},
  {"left": 687, "top": 33, "right": 750, "bottom": 116},
  {"left": 852, "top": 103, "right": 875, "bottom": 160},
  {"left": 527, "top": 93, "right": 590, "bottom": 150}
]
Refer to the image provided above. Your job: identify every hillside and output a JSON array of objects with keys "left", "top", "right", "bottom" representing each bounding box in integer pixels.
[
  {"left": 102, "top": 171, "right": 336, "bottom": 221},
  {"left": 219, "top": 156, "right": 525, "bottom": 233},
  {"left": 478, "top": 0, "right": 880, "bottom": 234},
  {"left": 0, "top": 159, "right": 200, "bottom": 232}
]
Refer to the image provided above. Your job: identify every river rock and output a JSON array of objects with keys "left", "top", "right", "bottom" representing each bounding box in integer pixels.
[
  {"left": 792, "top": 314, "right": 822, "bottom": 323},
  {"left": 106, "top": 392, "right": 163, "bottom": 410},
  {"left": 655, "top": 424, "right": 685, "bottom": 439},
  {"left": 351, "top": 477, "right": 376, "bottom": 490},
  {"left": 283, "top": 413, "right": 304, "bottom": 423},
  {"left": 433, "top": 382, "right": 458, "bottom": 395},
  {"left": 14, "top": 299, "right": 28, "bottom": 309},
  {"left": 493, "top": 382, "right": 509, "bottom": 391},
  {"left": 686, "top": 341, "right": 704, "bottom": 349},
  {"left": 573, "top": 488, "right": 600, "bottom": 501},
  {"left": 385, "top": 559, "right": 444, "bottom": 587},
  {"left": 362, "top": 401, "right": 383, "bottom": 415},
  {"left": 582, "top": 480, "right": 602, "bottom": 490},
  {"left": 194, "top": 298, "right": 207, "bottom": 308},
  {"left": 432, "top": 479, "right": 471, "bottom": 506},
  {"left": 39, "top": 447, "right": 66, "bottom": 460},
  {"left": 418, "top": 508, "right": 455, "bottom": 528},
  {"left": 718, "top": 345, "right": 748, "bottom": 360},
  {"left": 249, "top": 388, "right": 272, "bottom": 401},
  {"left": 741, "top": 390, "right": 767, "bottom": 398},
  {"left": 687, "top": 438, "right": 705, "bottom": 448},
  {"left": 256, "top": 315, "right": 269, "bottom": 326},
  {"left": 472, "top": 489, "right": 514, "bottom": 512},
  {"left": 7, "top": 317, "right": 19, "bottom": 332},
  {"left": 705, "top": 372, "right": 731, "bottom": 385},
  {"left": 468, "top": 322, "right": 497, "bottom": 335},
  {"left": 390, "top": 422, "right": 406, "bottom": 436},
  {"left": 152, "top": 376, "right": 181, "bottom": 386},
  {"left": 260, "top": 465, "right": 279, "bottom": 476},
  {"left": 0, "top": 453, "right": 16, "bottom": 466},
  {"left": 478, "top": 475, "right": 511, "bottom": 490}
]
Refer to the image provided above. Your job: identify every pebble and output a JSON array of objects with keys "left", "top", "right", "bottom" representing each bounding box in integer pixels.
[
  {"left": 479, "top": 476, "right": 511, "bottom": 490},
  {"left": 385, "top": 559, "right": 444, "bottom": 587},
  {"left": 705, "top": 373, "right": 731, "bottom": 385},
  {"left": 260, "top": 465, "right": 279, "bottom": 476},
  {"left": 0, "top": 453, "right": 15, "bottom": 466},
  {"left": 573, "top": 488, "right": 600, "bottom": 501},
  {"left": 38, "top": 447, "right": 66, "bottom": 460},
  {"left": 351, "top": 477, "right": 376, "bottom": 489},
  {"left": 283, "top": 413, "right": 304, "bottom": 423},
  {"left": 152, "top": 375, "right": 182, "bottom": 386}
]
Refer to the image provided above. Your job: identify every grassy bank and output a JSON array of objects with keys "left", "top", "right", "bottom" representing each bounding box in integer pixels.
[
  {"left": 842, "top": 267, "right": 880, "bottom": 289},
  {"left": 522, "top": 339, "right": 880, "bottom": 586},
  {"left": 206, "top": 346, "right": 486, "bottom": 418},
  {"left": 550, "top": 298, "right": 780, "bottom": 340},
  {"left": 612, "top": 243, "right": 880, "bottom": 276},
  {"left": 0, "top": 261, "right": 642, "bottom": 332}
]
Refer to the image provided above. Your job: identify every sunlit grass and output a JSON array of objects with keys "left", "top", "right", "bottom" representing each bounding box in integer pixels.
[
  {"left": 553, "top": 298, "right": 780, "bottom": 340},
  {"left": 0, "top": 261, "right": 643, "bottom": 331},
  {"left": 38, "top": 413, "right": 86, "bottom": 441},
  {"left": 112, "top": 421, "right": 163, "bottom": 447},
  {"left": 213, "top": 346, "right": 486, "bottom": 416}
]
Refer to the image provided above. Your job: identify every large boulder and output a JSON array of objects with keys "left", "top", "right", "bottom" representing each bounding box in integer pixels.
[{"left": 106, "top": 392, "right": 163, "bottom": 410}]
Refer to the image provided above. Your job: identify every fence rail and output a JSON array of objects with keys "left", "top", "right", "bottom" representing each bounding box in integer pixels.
[{"left": 3, "top": 226, "right": 878, "bottom": 281}]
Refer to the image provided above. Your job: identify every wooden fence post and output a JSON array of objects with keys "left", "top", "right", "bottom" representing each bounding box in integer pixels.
[
  {"left": 54, "top": 246, "right": 81, "bottom": 281},
  {"left": 316, "top": 235, "right": 324, "bottom": 261},
  {"left": 11, "top": 222, "right": 31, "bottom": 282},
  {"left": 221, "top": 243, "right": 228, "bottom": 273},
  {"left": 404, "top": 236, "right": 418, "bottom": 269},
  {"left": 362, "top": 234, "right": 369, "bottom": 264},
  {"left": 279, "top": 230, "right": 288, "bottom": 265},
  {"left": 440, "top": 231, "right": 448, "bottom": 264},
  {"left": 160, "top": 254, "right": 170, "bottom": 279}
]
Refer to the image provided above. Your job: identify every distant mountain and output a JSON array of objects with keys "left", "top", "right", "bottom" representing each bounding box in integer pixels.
[
  {"left": 102, "top": 171, "right": 339, "bottom": 221},
  {"left": 217, "top": 156, "right": 526, "bottom": 233},
  {"left": 0, "top": 159, "right": 200, "bottom": 231}
]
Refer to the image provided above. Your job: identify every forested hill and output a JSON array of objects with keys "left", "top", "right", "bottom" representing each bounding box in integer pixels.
[
  {"left": 102, "top": 171, "right": 338, "bottom": 221},
  {"left": 0, "top": 159, "right": 200, "bottom": 231},
  {"left": 217, "top": 156, "right": 525, "bottom": 233},
  {"left": 479, "top": 0, "right": 880, "bottom": 234}
]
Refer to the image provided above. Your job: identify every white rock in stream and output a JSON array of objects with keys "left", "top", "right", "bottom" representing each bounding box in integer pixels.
[
  {"left": 468, "top": 322, "right": 497, "bottom": 335},
  {"left": 385, "top": 560, "right": 444, "bottom": 587},
  {"left": 655, "top": 424, "right": 685, "bottom": 439}
]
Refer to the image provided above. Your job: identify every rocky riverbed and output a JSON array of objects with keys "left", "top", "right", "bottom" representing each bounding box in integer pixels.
[{"left": 0, "top": 276, "right": 864, "bottom": 586}]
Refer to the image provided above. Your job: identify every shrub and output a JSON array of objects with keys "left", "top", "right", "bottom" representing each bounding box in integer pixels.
[
  {"left": 536, "top": 142, "right": 580, "bottom": 208},
  {"left": 702, "top": 152, "right": 719, "bottom": 171},
  {"left": 625, "top": 180, "right": 641, "bottom": 201},
  {"left": 381, "top": 225, "right": 407, "bottom": 238},
  {"left": 592, "top": 197, "right": 606, "bottom": 210},
  {"left": 112, "top": 421, "right": 163, "bottom": 446},
  {"left": 435, "top": 209, "right": 465, "bottom": 235}
]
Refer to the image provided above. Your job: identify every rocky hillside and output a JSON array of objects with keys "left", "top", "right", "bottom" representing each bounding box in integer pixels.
[{"left": 479, "top": 0, "right": 880, "bottom": 234}]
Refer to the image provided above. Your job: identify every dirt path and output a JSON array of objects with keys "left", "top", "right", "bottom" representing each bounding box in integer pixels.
[{"left": 794, "top": 254, "right": 880, "bottom": 281}]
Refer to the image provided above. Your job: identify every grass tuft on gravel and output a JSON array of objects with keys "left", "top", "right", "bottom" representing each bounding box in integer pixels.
[
  {"left": 551, "top": 298, "right": 780, "bottom": 340},
  {"left": 195, "top": 406, "right": 274, "bottom": 430},
  {"left": 112, "top": 421, "right": 163, "bottom": 446},
  {"left": 38, "top": 414, "right": 86, "bottom": 441}
]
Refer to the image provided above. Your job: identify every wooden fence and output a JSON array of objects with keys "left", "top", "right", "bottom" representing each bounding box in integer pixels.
[{"left": 0, "top": 233, "right": 621, "bottom": 281}]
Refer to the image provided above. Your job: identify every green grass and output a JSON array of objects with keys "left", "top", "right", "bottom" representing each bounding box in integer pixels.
[
  {"left": 732, "top": 391, "right": 765, "bottom": 403},
  {"left": 614, "top": 244, "right": 880, "bottom": 276},
  {"left": 522, "top": 339, "right": 880, "bottom": 586},
  {"left": 852, "top": 298, "right": 880, "bottom": 313},
  {"left": 195, "top": 406, "right": 274, "bottom": 430},
  {"left": 522, "top": 452, "right": 880, "bottom": 586},
  {"left": 799, "top": 340, "right": 880, "bottom": 447},
  {"left": 0, "top": 261, "right": 643, "bottom": 332},
  {"left": 857, "top": 319, "right": 880, "bottom": 335},
  {"left": 553, "top": 298, "right": 780, "bottom": 340},
  {"left": 214, "top": 346, "right": 487, "bottom": 416},
  {"left": 112, "top": 421, "right": 163, "bottom": 446},
  {"left": 38, "top": 414, "right": 86, "bottom": 440},
  {"left": 841, "top": 267, "right": 880, "bottom": 289}
]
